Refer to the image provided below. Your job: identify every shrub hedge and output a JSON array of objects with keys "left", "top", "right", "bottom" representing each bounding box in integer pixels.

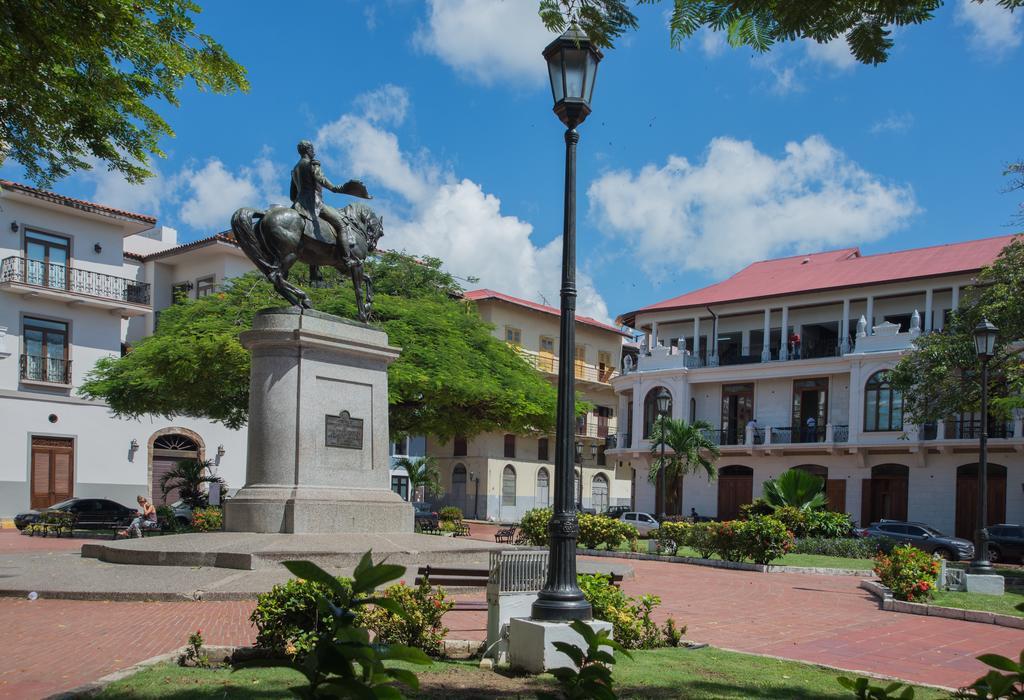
[
  {"left": 874, "top": 545, "right": 940, "bottom": 602},
  {"left": 518, "top": 506, "right": 552, "bottom": 546},
  {"left": 792, "top": 536, "right": 894, "bottom": 559},
  {"left": 578, "top": 513, "right": 639, "bottom": 550}
]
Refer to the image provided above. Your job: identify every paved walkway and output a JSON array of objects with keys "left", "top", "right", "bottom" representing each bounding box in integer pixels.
[{"left": 2, "top": 530, "right": 1022, "bottom": 698}]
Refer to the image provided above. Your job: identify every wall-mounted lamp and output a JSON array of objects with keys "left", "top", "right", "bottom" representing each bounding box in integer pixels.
[
  {"left": 590, "top": 442, "right": 597, "bottom": 459},
  {"left": 94, "top": 243, "right": 103, "bottom": 254},
  {"left": 10, "top": 221, "right": 18, "bottom": 233},
  {"left": 217, "top": 444, "right": 226, "bottom": 459},
  {"left": 128, "top": 438, "right": 139, "bottom": 463}
]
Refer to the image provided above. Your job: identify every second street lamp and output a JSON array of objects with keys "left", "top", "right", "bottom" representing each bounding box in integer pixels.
[
  {"left": 655, "top": 387, "right": 671, "bottom": 521},
  {"left": 969, "top": 318, "right": 998, "bottom": 575},
  {"left": 531, "top": 26, "right": 602, "bottom": 623}
]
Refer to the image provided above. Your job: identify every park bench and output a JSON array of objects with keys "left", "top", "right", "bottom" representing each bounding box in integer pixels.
[
  {"left": 494, "top": 525, "right": 517, "bottom": 544},
  {"left": 451, "top": 521, "right": 471, "bottom": 537},
  {"left": 415, "top": 565, "right": 489, "bottom": 611},
  {"left": 24, "top": 512, "right": 76, "bottom": 537},
  {"left": 416, "top": 518, "right": 442, "bottom": 535}
]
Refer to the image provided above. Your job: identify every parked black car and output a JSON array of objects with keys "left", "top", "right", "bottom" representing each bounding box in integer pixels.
[
  {"left": 600, "top": 505, "right": 631, "bottom": 519},
  {"left": 14, "top": 498, "right": 136, "bottom": 530},
  {"left": 856, "top": 520, "right": 974, "bottom": 561},
  {"left": 987, "top": 524, "right": 1024, "bottom": 563}
]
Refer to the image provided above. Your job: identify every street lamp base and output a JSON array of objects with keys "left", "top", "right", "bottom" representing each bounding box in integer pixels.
[
  {"left": 531, "top": 591, "right": 592, "bottom": 622},
  {"left": 967, "top": 560, "right": 996, "bottom": 576}
]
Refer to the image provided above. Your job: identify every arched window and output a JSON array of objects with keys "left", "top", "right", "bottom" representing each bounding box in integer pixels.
[
  {"left": 536, "top": 467, "right": 550, "bottom": 507},
  {"left": 643, "top": 387, "right": 673, "bottom": 438},
  {"left": 865, "top": 371, "right": 903, "bottom": 432},
  {"left": 592, "top": 474, "right": 609, "bottom": 513},
  {"left": 504, "top": 434, "right": 516, "bottom": 459},
  {"left": 689, "top": 397, "right": 696, "bottom": 424},
  {"left": 502, "top": 465, "right": 517, "bottom": 506}
]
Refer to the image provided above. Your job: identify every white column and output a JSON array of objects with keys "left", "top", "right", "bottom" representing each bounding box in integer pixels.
[
  {"left": 632, "top": 386, "right": 646, "bottom": 447},
  {"left": 692, "top": 316, "right": 701, "bottom": 363},
  {"left": 951, "top": 285, "right": 960, "bottom": 314},
  {"left": 741, "top": 330, "right": 750, "bottom": 356},
  {"left": 617, "top": 393, "right": 629, "bottom": 444},
  {"left": 779, "top": 306, "right": 789, "bottom": 360},
  {"left": 761, "top": 307, "right": 771, "bottom": 362},
  {"left": 709, "top": 315, "right": 719, "bottom": 365},
  {"left": 865, "top": 296, "right": 874, "bottom": 335},
  {"left": 924, "top": 289, "right": 933, "bottom": 333},
  {"left": 651, "top": 321, "right": 659, "bottom": 349},
  {"left": 841, "top": 299, "right": 851, "bottom": 354}
]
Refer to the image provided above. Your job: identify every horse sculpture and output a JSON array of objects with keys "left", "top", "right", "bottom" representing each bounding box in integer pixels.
[{"left": 230, "top": 202, "right": 383, "bottom": 322}]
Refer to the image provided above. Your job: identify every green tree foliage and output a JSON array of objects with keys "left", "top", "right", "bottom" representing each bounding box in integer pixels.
[
  {"left": 890, "top": 237, "right": 1024, "bottom": 423},
  {"left": 762, "top": 468, "right": 827, "bottom": 511},
  {"left": 0, "top": 0, "right": 248, "bottom": 186},
  {"left": 1005, "top": 160, "right": 1024, "bottom": 226},
  {"left": 80, "top": 254, "right": 562, "bottom": 439},
  {"left": 647, "top": 416, "right": 720, "bottom": 486},
  {"left": 539, "top": 0, "right": 1022, "bottom": 64}
]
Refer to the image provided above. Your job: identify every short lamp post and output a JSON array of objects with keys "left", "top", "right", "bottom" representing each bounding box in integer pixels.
[
  {"left": 469, "top": 471, "right": 480, "bottom": 520},
  {"left": 574, "top": 441, "right": 583, "bottom": 512},
  {"left": 969, "top": 318, "right": 998, "bottom": 575},
  {"left": 531, "top": 25, "right": 602, "bottom": 623},
  {"left": 655, "top": 387, "right": 671, "bottom": 521}
]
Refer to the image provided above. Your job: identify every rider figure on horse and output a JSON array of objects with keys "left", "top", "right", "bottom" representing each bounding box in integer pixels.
[{"left": 290, "top": 140, "right": 370, "bottom": 266}]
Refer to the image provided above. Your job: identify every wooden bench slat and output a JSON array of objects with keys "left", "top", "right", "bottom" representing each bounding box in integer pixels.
[{"left": 417, "top": 566, "right": 487, "bottom": 576}]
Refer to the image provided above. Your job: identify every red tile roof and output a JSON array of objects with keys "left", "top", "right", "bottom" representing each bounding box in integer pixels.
[
  {"left": 0, "top": 179, "right": 156, "bottom": 225},
  {"left": 464, "top": 288, "right": 629, "bottom": 336},
  {"left": 620, "top": 234, "right": 1020, "bottom": 326},
  {"left": 138, "top": 232, "right": 237, "bottom": 261}
]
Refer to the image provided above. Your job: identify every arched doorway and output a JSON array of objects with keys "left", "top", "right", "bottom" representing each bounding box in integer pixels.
[
  {"left": 861, "top": 464, "right": 908, "bottom": 525},
  {"left": 717, "top": 465, "right": 753, "bottom": 520},
  {"left": 452, "top": 464, "right": 467, "bottom": 514},
  {"left": 149, "top": 429, "right": 204, "bottom": 507},
  {"left": 955, "top": 463, "right": 1007, "bottom": 540},
  {"left": 592, "top": 474, "right": 609, "bottom": 513}
]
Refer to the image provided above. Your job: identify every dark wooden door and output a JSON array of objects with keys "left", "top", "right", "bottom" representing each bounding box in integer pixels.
[
  {"left": 717, "top": 468, "right": 753, "bottom": 520},
  {"left": 30, "top": 437, "right": 74, "bottom": 509},
  {"left": 868, "top": 475, "right": 908, "bottom": 523},
  {"left": 955, "top": 466, "right": 1007, "bottom": 540},
  {"left": 825, "top": 479, "right": 846, "bottom": 513}
]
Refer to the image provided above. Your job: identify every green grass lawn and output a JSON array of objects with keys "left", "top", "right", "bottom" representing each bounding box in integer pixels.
[
  {"left": 931, "top": 590, "right": 1024, "bottom": 618},
  {"left": 93, "top": 647, "right": 946, "bottom": 699},
  {"left": 666, "top": 545, "right": 875, "bottom": 570}
]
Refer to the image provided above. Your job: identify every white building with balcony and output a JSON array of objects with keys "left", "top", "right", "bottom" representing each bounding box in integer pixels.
[
  {"left": 424, "top": 289, "right": 631, "bottom": 521},
  {"left": 608, "top": 236, "right": 1023, "bottom": 538},
  {"left": 0, "top": 180, "right": 250, "bottom": 516}
]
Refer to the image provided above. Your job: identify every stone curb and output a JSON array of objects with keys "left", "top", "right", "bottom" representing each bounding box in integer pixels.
[
  {"left": 46, "top": 641, "right": 486, "bottom": 698},
  {"left": 579, "top": 548, "right": 874, "bottom": 577},
  {"left": 0, "top": 588, "right": 258, "bottom": 602},
  {"left": 858, "top": 579, "right": 1024, "bottom": 629}
]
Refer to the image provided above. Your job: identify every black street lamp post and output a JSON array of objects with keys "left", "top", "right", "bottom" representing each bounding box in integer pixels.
[
  {"left": 575, "top": 441, "right": 583, "bottom": 512},
  {"left": 655, "top": 387, "right": 671, "bottom": 521},
  {"left": 531, "top": 26, "right": 602, "bottom": 623},
  {"left": 969, "top": 318, "right": 998, "bottom": 575},
  {"left": 469, "top": 471, "right": 480, "bottom": 520}
]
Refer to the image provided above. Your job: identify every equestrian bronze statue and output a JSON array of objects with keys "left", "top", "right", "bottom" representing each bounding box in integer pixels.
[{"left": 230, "top": 140, "right": 382, "bottom": 321}]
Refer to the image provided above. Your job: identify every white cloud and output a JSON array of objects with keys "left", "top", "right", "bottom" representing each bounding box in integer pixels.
[
  {"left": 80, "top": 161, "right": 176, "bottom": 218},
  {"left": 316, "top": 88, "right": 610, "bottom": 321},
  {"left": 870, "top": 112, "right": 915, "bottom": 134},
  {"left": 414, "top": 0, "right": 552, "bottom": 86},
  {"left": 804, "top": 37, "right": 857, "bottom": 70},
  {"left": 353, "top": 84, "right": 410, "bottom": 126},
  {"left": 768, "top": 65, "right": 802, "bottom": 95},
  {"left": 587, "top": 135, "right": 919, "bottom": 278},
  {"left": 956, "top": 0, "right": 1022, "bottom": 59},
  {"left": 699, "top": 29, "right": 728, "bottom": 57}
]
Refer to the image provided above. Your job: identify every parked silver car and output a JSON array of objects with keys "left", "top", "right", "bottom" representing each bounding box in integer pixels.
[{"left": 620, "top": 511, "right": 660, "bottom": 535}]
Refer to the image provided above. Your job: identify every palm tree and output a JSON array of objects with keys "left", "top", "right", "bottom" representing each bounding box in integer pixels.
[
  {"left": 393, "top": 456, "right": 443, "bottom": 502},
  {"left": 762, "top": 469, "right": 827, "bottom": 511},
  {"left": 159, "top": 459, "right": 226, "bottom": 509},
  {"left": 648, "top": 417, "right": 721, "bottom": 517}
]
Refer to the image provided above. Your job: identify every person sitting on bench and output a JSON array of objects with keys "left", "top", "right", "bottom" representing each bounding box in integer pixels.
[{"left": 120, "top": 496, "right": 158, "bottom": 538}]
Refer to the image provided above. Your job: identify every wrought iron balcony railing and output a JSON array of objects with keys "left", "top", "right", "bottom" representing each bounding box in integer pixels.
[
  {"left": 20, "top": 354, "right": 72, "bottom": 385},
  {"left": 1, "top": 256, "right": 151, "bottom": 305}
]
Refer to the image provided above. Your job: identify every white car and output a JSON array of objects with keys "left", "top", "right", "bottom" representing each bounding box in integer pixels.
[{"left": 620, "top": 511, "right": 659, "bottom": 535}]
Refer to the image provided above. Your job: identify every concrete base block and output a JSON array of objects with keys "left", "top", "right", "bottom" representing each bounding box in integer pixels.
[
  {"left": 508, "top": 617, "right": 613, "bottom": 674},
  {"left": 225, "top": 485, "right": 412, "bottom": 534},
  {"left": 965, "top": 574, "right": 1006, "bottom": 596}
]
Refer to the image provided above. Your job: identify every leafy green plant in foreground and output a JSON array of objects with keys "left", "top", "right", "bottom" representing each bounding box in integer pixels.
[
  {"left": 236, "top": 552, "right": 430, "bottom": 699},
  {"left": 838, "top": 675, "right": 915, "bottom": 699},
  {"left": 538, "top": 619, "right": 631, "bottom": 700}
]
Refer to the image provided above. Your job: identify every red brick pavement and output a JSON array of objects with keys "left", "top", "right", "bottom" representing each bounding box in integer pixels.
[
  {"left": 1, "top": 529, "right": 87, "bottom": 553},
  {"left": 3, "top": 529, "right": 1022, "bottom": 697}
]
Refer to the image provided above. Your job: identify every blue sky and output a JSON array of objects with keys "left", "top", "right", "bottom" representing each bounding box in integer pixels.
[{"left": 4, "top": 0, "right": 1022, "bottom": 323}]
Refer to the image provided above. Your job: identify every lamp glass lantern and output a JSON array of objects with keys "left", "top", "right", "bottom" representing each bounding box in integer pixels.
[
  {"left": 574, "top": 440, "right": 582, "bottom": 463},
  {"left": 973, "top": 319, "right": 998, "bottom": 359},
  {"left": 543, "top": 27, "right": 603, "bottom": 129},
  {"left": 655, "top": 387, "right": 671, "bottom": 416},
  {"left": 590, "top": 442, "right": 597, "bottom": 458}
]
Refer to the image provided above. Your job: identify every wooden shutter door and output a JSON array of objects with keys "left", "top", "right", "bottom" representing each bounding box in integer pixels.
[
  {"left": 52, "top": 451, "right": 73, "bottom": 502},
  {"left": 860, "top": 479, "right": 872, "bottom": 527},
  {"left": 31, "top": 451, "right": 51, "bottom": 509},
  {"left": 152, "top": 458, "right": 180, "bottom": 506},
  {"left": 825, "top": 479, "right": 846, "bottom": 513}
]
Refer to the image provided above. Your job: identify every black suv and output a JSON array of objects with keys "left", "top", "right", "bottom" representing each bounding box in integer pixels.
[
  {"left": 857, "top": 520, "right": 974, "bottom": 561},
  {"left": 987, "top": 524, "right": 1024, "bottom": 563},
  {"left": 601, "top": 505, "right": 631, "bottom": 519}
]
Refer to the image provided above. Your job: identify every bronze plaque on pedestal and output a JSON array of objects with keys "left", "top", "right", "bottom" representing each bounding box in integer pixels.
[{"left": 325, "top": 410, "right": 363, "bottom": 449}]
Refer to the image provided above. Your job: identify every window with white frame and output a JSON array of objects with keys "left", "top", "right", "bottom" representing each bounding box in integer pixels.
[{"left": 502, "top": 465, "right": 517, "bottom": 506}]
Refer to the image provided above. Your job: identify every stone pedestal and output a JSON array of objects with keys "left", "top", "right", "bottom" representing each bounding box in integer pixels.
[
  {"left": 508, "top": 617, "right": 613, "bottom": 673},
  {"left": 225, "top": 308, "right": 413, "bottom": 534},
  {"left": 965, "top": 574, "right": 1005, "bottom": 596}
]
